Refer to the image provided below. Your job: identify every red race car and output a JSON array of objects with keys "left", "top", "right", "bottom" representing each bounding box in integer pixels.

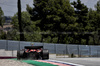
[{"left": 17, "top": 46, "right": 49, "bottom": 60}]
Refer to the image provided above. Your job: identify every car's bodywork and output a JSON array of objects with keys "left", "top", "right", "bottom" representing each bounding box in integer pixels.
[{"left": 17, "top": 46, "right": 49, "bottom": 60}]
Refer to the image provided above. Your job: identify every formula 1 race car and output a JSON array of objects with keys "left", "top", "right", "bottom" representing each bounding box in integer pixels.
[{"left": 17, "top": 46, "right": 49, "bottom": 60}]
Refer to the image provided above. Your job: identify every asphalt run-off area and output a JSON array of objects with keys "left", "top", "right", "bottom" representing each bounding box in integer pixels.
[
  {"left": 0, "top": 54, "right": 100, "bottom": 66},
  {"left": 11, "top": 57, "right": 100, "bottom": 66},
  {"left": 50, "top": 57, "right": 100, "bottom": 66}
]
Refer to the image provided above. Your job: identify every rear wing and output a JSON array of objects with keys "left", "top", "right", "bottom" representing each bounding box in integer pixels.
[{"left": 25, "top": 46, "right": 43, "bottom": 49}]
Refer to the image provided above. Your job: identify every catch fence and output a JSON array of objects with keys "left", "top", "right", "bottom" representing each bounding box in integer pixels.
[{"left": 0, "top": 40, "right": 100, "bottom": 57}]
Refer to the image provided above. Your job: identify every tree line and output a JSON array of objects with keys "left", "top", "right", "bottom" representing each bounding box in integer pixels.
[{"left": 0, "top": 0, "right": 100, "bottom": 45}]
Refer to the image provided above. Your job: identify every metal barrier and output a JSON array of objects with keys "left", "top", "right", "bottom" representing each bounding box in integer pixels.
[{"left": 0, "top": 40, "right": 100, "bottom": 57}]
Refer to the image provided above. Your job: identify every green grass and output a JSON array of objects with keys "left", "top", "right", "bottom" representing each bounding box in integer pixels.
[
  {"left": 22, "top": 60, "right": 58, "bottom": 66},
  {"left": 11, "top": 58, "right": 58, "bottom": 66}
]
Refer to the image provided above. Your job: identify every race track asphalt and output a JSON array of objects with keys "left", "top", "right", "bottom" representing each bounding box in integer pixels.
[{"left": 50, "top": 57, "right": 100, "bottom": 66}]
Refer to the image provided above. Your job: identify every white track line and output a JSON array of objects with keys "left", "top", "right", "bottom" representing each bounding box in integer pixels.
[{"left": 49, "top": 59, "right": 84, "bottom": 66}]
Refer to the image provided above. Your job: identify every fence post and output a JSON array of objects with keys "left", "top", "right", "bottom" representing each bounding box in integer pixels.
[
  {"left": 97, "top": 50, "right": 100, "bottom": 57},
  {"left": 55, "top": 44, "right": 56, "bottom": 54},
  {"left": 19, "top": 41, "right": 20, "bottom": 50},
  {"left": 12, "top": 49, "right": 13, "bottom": 57},
  {"left": 77, "top": 45, "right": 80, "bottom": 57},
  {"left": 89, "top": 46, "right": 91, "bottom": 57},
  {"left": 43, "top": 43, "right": 44, "bottom": 49},
  {"left": 97, "top": 50, "right": 98, "bottom": 57},
  {"left": 63, "top": 50, "right": 65, "bottom": 58},
  {"left": 6, "top": 40, "right": 8, "bottom": 50},
  {"left": 66, "top": 45, "right": 69, "bottom": 56}
]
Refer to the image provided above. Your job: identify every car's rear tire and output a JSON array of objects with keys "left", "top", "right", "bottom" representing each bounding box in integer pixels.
[
  {"left": 17, "top": 51, "right": 20, "bottom": 60},
  {"left": 17, "top": 50, "right": 24, "bottom": 60},
  {"left": 42, "top": 49, "right": 49, "bottom": 60}
]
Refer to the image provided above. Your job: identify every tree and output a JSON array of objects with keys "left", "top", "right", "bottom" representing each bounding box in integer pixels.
[
  {"left": 0, "top": 30, "right": 6, "bottom": 39},
  {"left": 71, "top": 0, "right": 89, "bottom": 44},
  {"left": 12, "top": 11, "right": 32, "bottom": 31},
  {"left": 7, "top": 29, "right": 20, "bottom": 40},
  {"left": 27, "top": 0, "right": 76, "bottom": 43},
  {"left": 18, "top": 0, "right": 24, "bottom": 41},
  {"left": 95, "top": 0, "right": 100, "bottom": 13},
  {"left": 83, "top": 0, "right": 100, "bottom": 45},
  {"left": 95, "top": 0, "right": 100, "bottom": 29},
  {"left": 87, "top": 8, "right": 98, "bottom": 45},
  {"left": 0, "top": 7, "right": 5, "bottom": 28},
  {"left": 0, "top": 7, "right": 6, "bottom": 40},
  {"left": 10, "top": 11, "right": 41, "bottom": 42},
  {"left": 94, "top": 0, "right": 100, "bottom": 45}
]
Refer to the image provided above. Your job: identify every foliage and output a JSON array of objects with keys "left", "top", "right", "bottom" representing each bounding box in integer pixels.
[
  {"left": 7, "top": 29, "right": 20, "bottom": 40},
  {"left": 0, "top": 7, "right": 6, "bottom": 40},
  {"left": 4, "top": 0, "right": 100, "bottom": 45},
  {"left": 9, "top": 11, "right": 41, "bottom": 42},
  {"left": 0, "top": 7, "right": 5, "bottom": 27},
  {"left": 0, "top": 30, "right": 6, "bottom": 39},
  {"left": 27, "top": 0, "right": 76, "bottom": 43}
]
